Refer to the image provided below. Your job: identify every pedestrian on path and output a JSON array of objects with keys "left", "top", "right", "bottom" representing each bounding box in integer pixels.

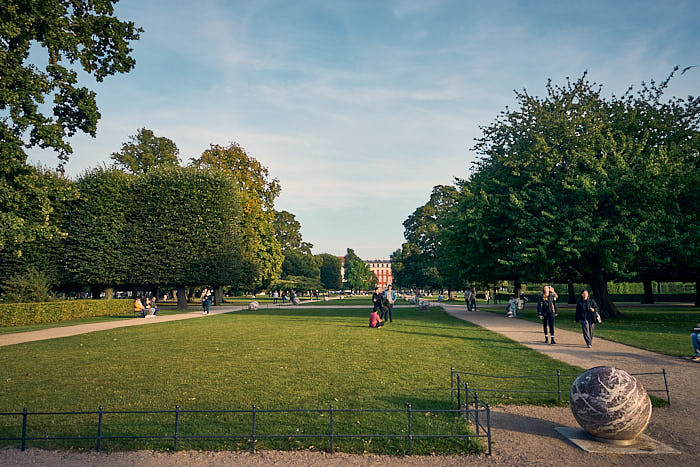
[
  {"left": 691, "top": 323, "right": 700, "bottom": 361},
  {"left": 537, "top": 285, "right": 558, "bottom": 344},
  {"left": 575, "top": 289, "right": 598, "bottom": 348},
  {"left": 201, "top": 288, "right": 212, "bottom": 315}
]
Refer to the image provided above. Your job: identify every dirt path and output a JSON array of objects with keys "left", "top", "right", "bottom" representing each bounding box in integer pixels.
[{"left": 1, "top": 303, "right": 697, "bottom": 465}]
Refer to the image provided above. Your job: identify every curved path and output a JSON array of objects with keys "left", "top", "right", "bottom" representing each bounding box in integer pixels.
[{"left": 438, "top": 303, "right": 698, "bottom": 466}]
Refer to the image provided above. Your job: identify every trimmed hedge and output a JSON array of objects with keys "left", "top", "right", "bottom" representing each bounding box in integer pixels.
[{"left": 0, "top": 299, "right": 132, "bottom": 327}]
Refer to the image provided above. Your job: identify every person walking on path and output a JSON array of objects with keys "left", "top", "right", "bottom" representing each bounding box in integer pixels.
[
  {"left": 201, "top": 288, "right": 212, "bottom": 315},
  {"left": 691, "top": 323, "right": 700, "bottom": 361},
  {"left": 575, "top": 289, "right": 598, "bottom": 348},
  {"left": 484, "top": 290, "right": 490, "bottom": 304},
  {"left": 537, "top": 285, "right": 558, "bottom": 344},
  {"left": 384, "top": 284, "right": 396, "bottom": 323}
]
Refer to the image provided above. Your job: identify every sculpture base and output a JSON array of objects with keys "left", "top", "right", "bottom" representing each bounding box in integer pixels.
[{"left": 555, "top": 427, "right": 681, "bottom": 454}]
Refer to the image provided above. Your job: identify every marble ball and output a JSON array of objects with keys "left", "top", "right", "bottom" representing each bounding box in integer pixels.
[
  {"left": 248, "top": 301, "right": 259, "bottom": 311},
  {"left": 569, "top": 366, "right": 651, "bottom": 444}
]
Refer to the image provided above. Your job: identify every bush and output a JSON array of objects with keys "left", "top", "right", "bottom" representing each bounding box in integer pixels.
[
  {"left": 0, "top": 299, "right": 132, "bottom": 327},
  {"left": 2, "top": 268, "right": 52, "bottom": 303}
]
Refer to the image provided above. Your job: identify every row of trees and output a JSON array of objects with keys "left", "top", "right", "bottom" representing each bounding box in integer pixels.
[
  {"left": 0, "top": 129, "right": 347, "bottom": 305},
  {"left": 392, "top": 71, "right": 699, "bottom": 316}
]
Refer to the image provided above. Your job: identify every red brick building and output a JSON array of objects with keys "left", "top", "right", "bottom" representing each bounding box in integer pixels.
[{"left": 365, "top": 259, "right": 393, "bottom": 289}]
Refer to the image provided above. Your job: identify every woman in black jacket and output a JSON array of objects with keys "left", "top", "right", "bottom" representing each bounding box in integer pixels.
[
  {"left": 575, "top": 290, "right": 598, "bottom": 348},
  {"left": 537, "top": 286, "right": 558, "bottom": 344}
]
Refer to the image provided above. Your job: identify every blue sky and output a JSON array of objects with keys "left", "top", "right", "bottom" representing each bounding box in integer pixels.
[{"left": 29, "top": 0, "right": 700, "bottom": 259}]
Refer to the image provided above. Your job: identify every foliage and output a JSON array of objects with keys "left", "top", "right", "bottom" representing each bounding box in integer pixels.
[
  {"left": 61, "top": 167, "right": 132, "bottom": 289},
  {"left": 434, "top": 71, "right": 700, "bottom": 316},
  {"left": 318, "top": 253, "right": 343, "bottom": 290},
  {"left": 273, "top": 210, "right": 313, "bottom": 254},
  {"left": 344, "top": 248, "right": 373, "bottom": 291},
  {"left": 1, "top": 268, "right": 52, "bottom": 303},
  {"left": 191, "top": 143, "right": 283, "bottom": 288},
  {"left": 110, "top": 128, "right": 180, "bottom": 174},
  {"left": 270, "top": 274, "right": 323, "bottom": 292},
  {"left": 0, "top": 298, "right": 131, "bottom": 327},
  {"left": 281, "top": 250, "right": 321, "bottom": 279},
  {"left": 0, "top": 0, "right": 141, "bottom": 255},
  {"left": 0, "top": 165, "right": 78, "bottom": 287},
  {"left": 124, "top": 166, "right": 246, "bottom": 289}
]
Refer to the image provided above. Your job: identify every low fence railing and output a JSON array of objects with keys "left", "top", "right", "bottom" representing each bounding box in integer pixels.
[
  {"left": 450, "top": 367, "right": 670, "bottom": 406},
  {"left": 0, "top": 402, "right": 492, "bottom": 455}
]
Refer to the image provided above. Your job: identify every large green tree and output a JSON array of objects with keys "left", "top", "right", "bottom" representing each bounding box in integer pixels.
[
  {"left": 344, "top": 248, "right": 373, "bottom": 292},
  {"left": 192, "top": 143, "right": 283, "bottom": 290},
  {"left": 61, "top": 167, "right": 132, "bottom": 298},
  {"left": 318, "top": 253, "right": 342, "bottom": 290},
  {"left": 0, "top": 0, "right": 141, "bottom": 255},
  {"left": 111, "top": 128, "right": 180, "bottom": 174},
  {"left": 124, "top": 166, "right": 245, "bottom": 308}
]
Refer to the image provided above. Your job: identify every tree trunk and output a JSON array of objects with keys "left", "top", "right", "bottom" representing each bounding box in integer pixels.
[
  {"left": 90, "top": 285, "right": 103, "bottom": 299},
  {"left": 187, "top": 288, "right": 195, "bottom": 303},
  {"left": 695, "top": 280, "right": 699, "bottom": 308},
  {"left": 214, "top": 286, "right": 224, "bottom": 305},
  {"left": 176, "top": 287, "right": 188, "bottom": 309},
  {"left": 150, "top": 286, "right": 159, "bottom": 300},
  {"left": 513, "top": 280, "right": 521, "bottom": 297},
  {"left": 567, "top": 282, "right": 576, "bottom": 304},
  {"left": 448, "top": 289, "right": 455, "bottom": 301},
  {"left": 104, "top": 287, "right": 114, "bottom": 300},
  {"left": 642, "top": 279, "right": 654, "bottom": 304},
  {"left": 588, "top": 267, "right": 621, "bottom": 318}
]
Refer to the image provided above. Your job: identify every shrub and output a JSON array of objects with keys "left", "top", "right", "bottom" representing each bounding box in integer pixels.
[
  {"left": 0, "top": 299, "right": 132, "bottom": 327},
  {"left": 2, "top": 268, "right": 52, "bottom": 303}
]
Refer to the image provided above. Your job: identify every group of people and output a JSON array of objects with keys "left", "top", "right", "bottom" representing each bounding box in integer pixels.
[
  {"left": 134, "top": 295, "right": 159, "bottom": 318},
  {"left": 369, "top": 285, "right": 397, "bottom": 328}
]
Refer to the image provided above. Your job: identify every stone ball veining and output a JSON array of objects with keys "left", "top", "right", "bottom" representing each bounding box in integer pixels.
[{"left": 569, "top": 366, "right": 651, "bottom": 444}]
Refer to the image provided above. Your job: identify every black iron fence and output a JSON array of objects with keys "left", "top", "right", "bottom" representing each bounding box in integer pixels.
[
  {"left": 0, "top": 402, "right": 491, "bottom": 455},
  {"left": 450, "top": 367, "right": 671, "bottom": 406}
]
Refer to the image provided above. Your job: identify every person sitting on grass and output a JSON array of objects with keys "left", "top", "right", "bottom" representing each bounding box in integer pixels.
[
  {"left": 691, "top": 323, "right": 700, "bottom": 361},
  {"left": 369, "top": 309, "right": 385, "bottom": 328},
  {"left": 506, "top": 295, "right": 518, "bottom": 318}
]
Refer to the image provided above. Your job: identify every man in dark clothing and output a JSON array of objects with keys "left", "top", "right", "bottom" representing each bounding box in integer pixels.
[
  {"left": 575, "top": 290, "right": 598, "bottom": 348},
  {"left": 372, "top": 287, "right": 384, "bottom": 320}
]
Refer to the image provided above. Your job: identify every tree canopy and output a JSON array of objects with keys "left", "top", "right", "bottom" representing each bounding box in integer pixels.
[{"left": 110, "top": 128, "right": 180, "bottom": 174}]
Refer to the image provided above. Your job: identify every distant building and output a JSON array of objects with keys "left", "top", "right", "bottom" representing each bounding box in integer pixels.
[{"left": 365, "top": 259, "right": 393, "bottom": 289}]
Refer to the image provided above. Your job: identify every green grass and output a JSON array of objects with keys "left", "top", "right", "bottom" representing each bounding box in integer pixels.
[
  {"left": 497, "top": 304, "right": 700, "bottom": 357},
  {"left": 0, "top": 306, "right": 584, "bottom": 454}
]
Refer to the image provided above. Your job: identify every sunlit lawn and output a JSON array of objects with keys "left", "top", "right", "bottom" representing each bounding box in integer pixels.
[{"left": 0, "top": 306, "right": 584, "bottom": 454}]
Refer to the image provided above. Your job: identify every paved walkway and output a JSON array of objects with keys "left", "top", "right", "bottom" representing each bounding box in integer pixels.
[{"left": 439, "top": 303, "right": 698, "bottom": 465}]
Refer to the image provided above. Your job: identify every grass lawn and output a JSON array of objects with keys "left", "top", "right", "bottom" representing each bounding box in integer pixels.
[
  {"left": 496, "top": 304, "right": 700, "bottom": 357},
  {"left": 0, "top": 306, "right": 583, "bottom": 454}
]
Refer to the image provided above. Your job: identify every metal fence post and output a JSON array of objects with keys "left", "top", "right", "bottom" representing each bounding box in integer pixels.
[
  {"left": 450, "top": 367, "right": 454, "bottom": 406},
  {"left": 474, "top": 392, "right": 479, "bottom": 436},
  {"left": 96, "top": 406, "right": 103, "bottom": 452},
  {"left": 486, "top": 403, "right": 492, "bottom": 456},
  {"left": 464, "top": 382, "right": 470, "bottom": 421},
  {"left": 173, "top": 405, "right": 180, "bottom": 451},
  {"left": 21, "top": 407, "right": 27, "bottom": 451},
  {"left": 456, "top": 374, "right": 461, "bottom": 411},
  {"left": 662, "top": 368, "right": 671, "bottom": 406},
  {"left": 251, "top": 405, "right": 256, "bottom": 453},
  {"left": 329, "top": 404, "right": 334, "bottom": 454},
  {"left": 406, "top": 403, "right": 413, "bottom": 456},
  {"left": 557, "top": 369, "right": 562, "bottom": 403}
]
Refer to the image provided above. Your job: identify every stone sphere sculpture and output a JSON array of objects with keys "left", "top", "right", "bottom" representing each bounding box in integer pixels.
[
  {"left": 248, "top": 301, "right": 259, "bottom": 311},
  {"left": 569, "top": 366, "right": 652, "bottom": 445},
  {"left": 418, "top": 299, "right": 429, "bottom": 310}
]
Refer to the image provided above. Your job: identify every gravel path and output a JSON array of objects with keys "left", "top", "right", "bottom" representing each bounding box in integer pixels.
[{"left": 1, "top": 303, "right": 697, "bottom": 466}]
